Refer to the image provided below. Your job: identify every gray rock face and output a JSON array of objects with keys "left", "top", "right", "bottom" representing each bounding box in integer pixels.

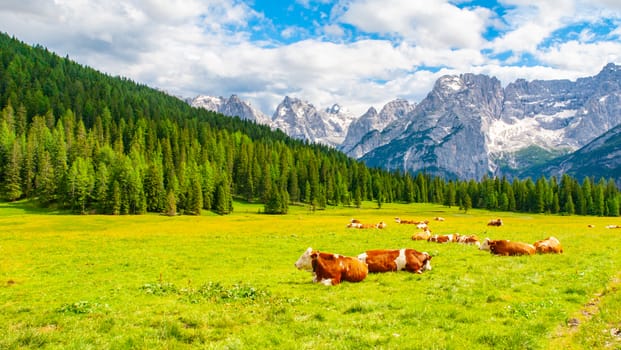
[
  {"left": 358, "top": 64, "right": 621, "bottom": 180},
  {"left": 490, "top": 63, "right": 621, "bottom": 171},
  {"left": 270, "top": 96, "right": 357, "bottom": 147},
  {"left": 361, "top": 73, "right": 504, "bottom": 179},
  {"left": 339, "top": 99, "right": 416, "bottom": 158},
  {"left": 520, "top": 123, "right": 621, "bottom": 186},
  {"left": 188, "top": 94, "right": 270, "bottom": 124}
]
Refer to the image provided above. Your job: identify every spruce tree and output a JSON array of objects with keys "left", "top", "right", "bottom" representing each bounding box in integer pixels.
[
  {"left": 264, "top": 186, "right": 283, "bottom": 214},
  {"left": 4, "top": 140, "right": 22, "bottom": 201},
  {"left": 165, "top": 190, "right": 177, "bottom": 216}
]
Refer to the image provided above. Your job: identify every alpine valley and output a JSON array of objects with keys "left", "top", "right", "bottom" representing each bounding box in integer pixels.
[{"left": 188, "top": 63, "right": 621, "bottom": 184}]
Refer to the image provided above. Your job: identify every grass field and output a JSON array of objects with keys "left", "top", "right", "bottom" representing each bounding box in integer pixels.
[{"left": 1, "top": 200, "right": 621, "bottom": 349}]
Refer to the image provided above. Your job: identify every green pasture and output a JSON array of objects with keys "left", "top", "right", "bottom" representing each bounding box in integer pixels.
[{"left": 1, "top": 201, "right": 621, "bottom": 349}]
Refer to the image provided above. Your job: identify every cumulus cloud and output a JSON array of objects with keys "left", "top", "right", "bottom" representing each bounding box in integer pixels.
[{"left": 337, "top": 0, "right": 492, "bottom": 49}]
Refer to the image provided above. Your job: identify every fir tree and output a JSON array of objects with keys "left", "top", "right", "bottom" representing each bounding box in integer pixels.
[{"left": 165, "top": 190, "right": 177, "bottom": 216}]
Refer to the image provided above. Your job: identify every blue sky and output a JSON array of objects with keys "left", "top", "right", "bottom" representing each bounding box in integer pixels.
[{"left": 0, "top": 0, "right": 620, "bottom": 116}]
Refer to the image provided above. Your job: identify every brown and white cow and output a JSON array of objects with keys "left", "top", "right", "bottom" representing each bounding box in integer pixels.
[
  {"left": 375, "top": 221, "right": 387, "bottom": 229},
  {"left": 416, "top": 222, "right": 429, "bottom": 230},
  {"left": 346, "top": 222, "right": 362, "bottom": 228},
  {"left": 428, "top": 233, "right": 459, "bottom": 243},
  {"left": 357, "top": 249, "right": 432, "bottom": 274},
  {"left": 295, "top": 247, "right": 368, "bottom": 286},
  {"left": 411, "top": 229, "right": 432, "bottom": 241},
  {"left": 533, "top": 236, "right": 563, "bottom": 254},
  {"left": 479, "top": 238, "right": 535, "bottom": 256},
  {"left": 456, "top": 234, "right": 481, "bottom": 247},
  {"left": 487, "top": 218, "right": 503, "bottom": 226},
  {"left": 434, "top": 216, "right": 446, "bottom": 221},
  {"left": 606, "top": 224, "right": 621, "bottom": 229},
  {"left": 395, "top": 217, "right": 429, "bottom": 225}
]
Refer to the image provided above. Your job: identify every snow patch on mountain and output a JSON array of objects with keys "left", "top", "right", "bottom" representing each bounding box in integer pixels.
[{"left": 487, "top": 109, "right": 578, "bottom": 155}]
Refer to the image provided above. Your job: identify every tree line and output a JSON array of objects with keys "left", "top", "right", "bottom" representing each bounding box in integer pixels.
[{"left": 0, "top": 33, "right": 619, "bottom": 216}]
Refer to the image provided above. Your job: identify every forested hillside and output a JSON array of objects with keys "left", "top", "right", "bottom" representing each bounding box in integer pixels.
[{"left": 0, "top": 33, "right": 619, "bottom": 216}]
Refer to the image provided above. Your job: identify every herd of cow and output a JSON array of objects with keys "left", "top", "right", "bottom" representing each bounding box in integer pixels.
[{"left": 295, "top": 216, "right": 565, "bottom": 286}]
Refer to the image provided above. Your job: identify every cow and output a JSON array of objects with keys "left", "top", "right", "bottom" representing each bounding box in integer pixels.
[
  {"left": 479, "top": 238, "right": 535, "bottom": 256},
  {"left": 357, "top": 248, "right": 432, "bottom": 274},
  {"left": 346, "top": 222, "right": 362, "bottom": 228},
  {"left": 428, "top": 233, "right": 459, "bottom": 243},
  {"left": 295, "top": 247, "right": 368, "bottom": 286},
  {"left": 606, "top": 224, "right": 621, "bottom": 229},
  {"left": 487, "top": 218, "right": 503, "bottom": 226},
  {"left": 456, "top": 234, "right": 481, "bottom": 247},
  {"left": 395, "top": 217, "right": 428, "bottom": 225},
  {"left": 416, "top": 222, "right": 429, "bottom": 230},
  {"left": 533, "top": 236, "right": 563, "bottom": 254},
  {"left": 434, "top": 217, "right": 445, "bottom": 221},
  {"left": 375, "top": 221, "right": 387, "bottom": 229},
  {"left": 411, "top": 229, "right": 431, "bottom": 241},
  {"left": 587, "top": 224, "right": 595, "bottom": 228},
  {"left": 358, "top": 223, "right": 377, "bottom": 229}
]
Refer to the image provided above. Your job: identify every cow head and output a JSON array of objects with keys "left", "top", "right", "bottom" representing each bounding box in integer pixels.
[
  {"left": 421, "top": 252, "right": 432, "bottom": 272},
  {"left": 479, "top": 238, "right": 491, "bottom": 251},
  {"left": 295, "top": 247, "right": 315, "bottom": 271}
]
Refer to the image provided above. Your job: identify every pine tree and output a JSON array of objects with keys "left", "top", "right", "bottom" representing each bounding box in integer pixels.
[
  {"left": 35, "top": 149, "right": 56, "bottom": 204},
  {"left": 582, "top": 177, "right": 594, "bottom": 215},
  {"left": 594, "top": 180, "right": 605, "bottom": 216},
  {"left": 288, "top": 166, "right": 299, "bottom": 204},
  {"left": 93, "top": 162, "right": 109, "bottom": 213},
  {"left": 165, "top": 190, "right": 177, "bottom": 216},
  {"left": 264, "top": 186, "right": 284, "bottom": 214},
  {"left": 213, "top": 176, "right": 232, "bottom": 215},
  {"left": 304, "top": 180, "right": 311, "bottom": 204},
  {"left": 187, "top": 175, "right": 203, "bottom": 215},
  {"left": 144, "top": 162, "right": 165, "bottom": 212},
  {"left": 606, "top": 196, "right": 620, "bottom": 217},
  {"left": 4, "top": 139, "right": 22, "bottom": 201},
  {"left": 354, "top": 186, "right": 362, "bottom": 208},
  {"left": 67, "top": 157, "right": 94, "bottom": 214},
  {"left": 564, "top": 192, "right": 575, "bottom": 215}
]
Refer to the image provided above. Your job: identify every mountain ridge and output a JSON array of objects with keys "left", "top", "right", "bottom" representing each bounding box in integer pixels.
[{"left": 188, "top": 63, "right": 621, "bottom": 183}]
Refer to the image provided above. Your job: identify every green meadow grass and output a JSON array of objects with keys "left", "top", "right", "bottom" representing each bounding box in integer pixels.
[{"left": 1, "top": 200, "right": 621, "bottom": 349}]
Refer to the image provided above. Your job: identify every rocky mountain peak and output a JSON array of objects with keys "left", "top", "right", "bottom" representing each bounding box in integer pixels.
[{"left": 188, "top": 94, "right": 269, "bottom": 124}]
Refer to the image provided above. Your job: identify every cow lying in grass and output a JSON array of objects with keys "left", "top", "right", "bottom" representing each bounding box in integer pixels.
[
  {"left": 347, "top": 222, "right": 387, "bottom": 229},
  {"left": 479, "top": 238, "right": 535, "bottom": 256},
  {"left": 411, "top": 229, "right": 431, "bottom": 241},
  {"left": 487, "top": 218, "right": 503, "bottom": 226},
  {"left": 456, "top": 234, "right": 481, "bottom": 247},
  {"left": 395, "top": 217, "right": 428, "bottom": 225},
  {"left": 533, "top": 236, "right": 563, "bottom": 254},
  {"left": 357, "top": 248, "right": 432, "bottom": 274},
  {"left": 295, "top": 247, "right": 368, "bottom": 286},
  {"left": 428, "top": 233, "right": 459, "bottom": 243}
]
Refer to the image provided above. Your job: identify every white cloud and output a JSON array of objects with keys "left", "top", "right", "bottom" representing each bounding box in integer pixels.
[
  {"left": 536, "top": 40, "right": 621, "bottom": 72},
  {"left": 337, "top": 0, "right": 492, "bottom": 49}
]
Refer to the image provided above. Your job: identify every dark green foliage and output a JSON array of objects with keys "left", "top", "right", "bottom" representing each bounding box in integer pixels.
[
  {"left": 0, "top": 32, "right": 618, "bottom": 216},
  {"left": 264, "top": 186, "right": 288, "bottom": 214},
  {"left": 165, "top": 190, "right": 177, "bottom": 216}
]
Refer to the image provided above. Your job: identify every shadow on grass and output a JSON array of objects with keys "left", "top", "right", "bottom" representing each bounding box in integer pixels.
[{"left": 0, "top": 199, "right": 72, "bottom": 216}]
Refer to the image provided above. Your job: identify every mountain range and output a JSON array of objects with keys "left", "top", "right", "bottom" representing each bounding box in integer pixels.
[{"left": 188, "top": 63, "right": 621, "bottom": 184}]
